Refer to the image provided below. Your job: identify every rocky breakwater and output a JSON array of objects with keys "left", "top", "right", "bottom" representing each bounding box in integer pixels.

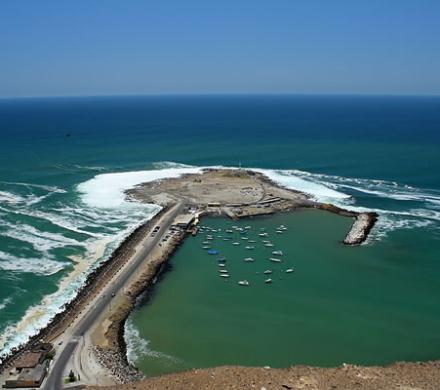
[
  {"left": 343, "top": 212, "right": 378, "bottom": 245},
  {"left": 92, "top": 227, "right": 187, "bottom": 384}
]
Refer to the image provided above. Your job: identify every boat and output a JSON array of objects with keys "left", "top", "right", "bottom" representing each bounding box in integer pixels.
[
  {"left": 245, "top": 245, "right": 254, "bottom": 250},
  {"left": 262, "top": 240, "right": 270, "bottom": 243},
  {"left": 276, "top": 230, "right": 283, "bottom": 234},
  {"left": 226, "top": 229, "right": 233, "bottom": 233},
  {"left": 270, "top": 257, "right": 282, "bottom": 262},
  {"left": 238, "top": 280, "right": 250, "bottom": 286},
  {"left": 202, "top": 241, "right": 210, "bottom": 245},
  {"left": 265, "top": 278, "right": 272, "bottom": 284},
  {"left": 218, "top": 263, "right": 226, "bottom": 267},
  {"left": 220, "top": 274, "right": 230, "bottom": 278},
  {"left": 259, "top": 233, "right": 268, "bottom": 237},
  {"left": 263, "top": 270, "right": 272, "bottom": 274},
  {"left": 245, "top": 226, "right": 251, "bottom": 229},
  {"left": 264, "top": 243, "right": 274, "bottom": 247},
  {"left": 217, "top": 257, "right": 226, "bottom": 262},
  {"left": 272, "top": 250, "right": 283, "bottom": 256},
  {"left": 241, "top": 237, "right": 249, "bottom": 240},
  {"left": 219, "top": 269, "right": 229, "bottom": 273},
  {"left": 202, "top": 246, "right": 211, "bottom": 249},
  {"left": 285, "top": 268, "right": 294, "bottom": 273},
  {"left": 232, "top": 242, "right": 240, "bottom": 246},
  {"left": 208, "top": 249, "right": 220, "bottom": 255},
  {"left": 244, "top": 257, "right": 255, "bottom": 262},
  {"left": 249, "top": 240, "right": 256, "bottom": 243}
]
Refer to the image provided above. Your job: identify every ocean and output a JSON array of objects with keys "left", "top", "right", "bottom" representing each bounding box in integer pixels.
[{"left": 0, "top": 95, "right": 439, "bottom": 365}]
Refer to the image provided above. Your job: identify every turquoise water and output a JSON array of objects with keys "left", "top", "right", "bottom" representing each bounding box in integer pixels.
[
  {"left": 127, "top": 212, "right": 440, "bottom": 376},
  {"left": 0, "top": 95, "right": 439, "bottom": 364}
]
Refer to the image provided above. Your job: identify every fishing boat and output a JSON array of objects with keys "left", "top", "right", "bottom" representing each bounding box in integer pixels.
[
  {"left": 218, "top": 263, "right": 226, "bottom": 267},
  {"left": 245, "top": 245, "right": 254, "bottom": 250},
  {"left": 202, "top": 246, "right": 211, "bottom": 249},
  {"left": 276, "top": 230, "right": 283, "bottom": 234},
  {"left": 219, "top": 269, "right": 229, "bottom": 274},
  {"left": 226, "top": 229, "right": 233, "bottom": 233},
  {"left": 259, "top": 232, "right": 268, "bottom": 237},
  {"left": 249, "top": 240, "right": 256, "bottom": 243},
  {"left": 272, "top": 250, "right": 283, "bottom": 256},
  {"left": 285, "top": 268, "right": 294, "bottom": 273},
  {"left": 238, "top": 280, "right": 250, "bottom": 286},
  {"left": 263, "top": 270, "right": 272, "bottom": 274},
  {"left": 265, "top": 278, "right": 272, "bottom": 284},
  {"left": 270, "top": 257, "right": 282, "bottom": 263},
  {"left": 202, "top": 241, "right": 210, "bottom": 245},
  {"left": 220, "top": 274, "right": 230, "bottom": 278},
  {"left": 244, "top": 257, "right": 255, "bottom": 262},
  {"left": 232, "top": 242, "right": 240, "bottom": 246},
  {"left": 264, "top": 243, "right": 274, "bottom": 247},
  {"left": 241, "top": 237, "right": 249, "bottom": 240}
]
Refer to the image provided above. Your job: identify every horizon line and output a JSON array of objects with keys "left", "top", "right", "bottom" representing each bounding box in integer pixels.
[{"left": 1, "top": 91, "right": 440, "bottom": 101}]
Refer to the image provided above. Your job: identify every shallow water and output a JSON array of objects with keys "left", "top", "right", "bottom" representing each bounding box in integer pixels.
[{"left": 127, "top": 211, "right": 440, "bottom": 376}]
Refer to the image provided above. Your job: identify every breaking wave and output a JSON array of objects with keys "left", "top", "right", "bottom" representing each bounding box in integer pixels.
[{"left": 125, "top": 318, "right": 181, "bottom": 366}]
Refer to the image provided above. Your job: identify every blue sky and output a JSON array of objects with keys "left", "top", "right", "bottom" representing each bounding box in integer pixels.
[{"left": 1, "top": 1, "right": 439, "bottom": 97}]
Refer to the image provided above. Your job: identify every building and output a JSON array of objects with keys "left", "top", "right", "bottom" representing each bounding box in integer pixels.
[
  {"left": 173, "top": 214, "right": 195, "bottom": 229},
  {"left": 3, "top": 363, "right": 47, "bottom": 388}
]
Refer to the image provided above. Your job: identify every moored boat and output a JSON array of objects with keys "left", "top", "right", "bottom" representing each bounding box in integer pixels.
[
  {"left": 244, "top": 257, "right": 255, "bottom": 262},
  {"left": 285, "top": 268, "right": 294, "bottom": 273},
  {"left": 238, "top": 280, "right": 250, "bottom": 286},
  {"left": 270, "top": 257, "right": 282, "bottom": 262},
  {"left": 265, "top": 278, "right": 272, "bottom": 284},
  {"left": 272, "top": 250, "right": 283, "bottom": 256},
  {"left": 263, "top": 269, "right": 272, "bottom": 274}
]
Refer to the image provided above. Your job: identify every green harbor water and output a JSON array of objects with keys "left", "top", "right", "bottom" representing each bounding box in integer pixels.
[{"left": 127, "top": 210, "right": 440, "bottom": 377}]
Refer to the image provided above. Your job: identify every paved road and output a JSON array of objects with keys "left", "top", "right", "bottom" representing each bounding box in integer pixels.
[{"left": 43, "top": 203, "right": 183, "bottom": 389}]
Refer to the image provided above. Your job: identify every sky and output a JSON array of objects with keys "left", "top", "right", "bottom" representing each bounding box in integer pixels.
[{"left": 1, "top": 1, "right": 439, "bottom": 98}]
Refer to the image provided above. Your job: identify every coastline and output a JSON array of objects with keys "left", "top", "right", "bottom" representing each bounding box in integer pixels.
[{"left": 0, "top": 169, "right": 380, "bottom": 387}]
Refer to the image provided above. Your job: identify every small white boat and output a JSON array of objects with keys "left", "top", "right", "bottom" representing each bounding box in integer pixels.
[
  {"left": 206, "top": 237, "right": 213, "bottom": 240},
  {"left": 259, "top": 232, "right": 268, "bottom": 237},
  {"left": 245, "top": 245, "right": 254, "bottom": 250},
  {"left": 218, "top": 263, "right": 226, "bottom": 267},
  {"left": 232, "top": 242, "right": 240, "bottom": 246},
  {"left": 245, "top": 225, "right": 251, "bottom": 229},
  {"left": 276, "top": 230, "right": 283, "bottom": 234},
  {"left": 265, "top": 278, "right": 272, "bottom": 284},
  {"left": 285, "top": 268, "right": 294, "bottom": 273},
  {"left": 220, "top": 274, "right": 230, "bottom": 278},
  {"left": 249, "top": 240, "right": 256, "bottom": 243},
  {"left": 241, "top": 237, "right": 249, "bottom": 240},
  {"left": 244, "top": 257, "right": 255, "bottom": 262},
  {"left": 272, "top": 250, "right": 283, "bottom": 256},
  {"left": 219, "top": 269, "right": 229, "bottom": 273},
  {"left": 238, "top": 280, "right": 250, "bottom": 286},
  {"left": 264, "top": 243, "right": 274, "bottom": 247},
  {"left": 270, "top": 257, "right": 282, "bottom": 263},
  {"left": 263, "top": 270, "right": 272, "bottom": 274},
  {"left": 202, "top": 241, "right": 210, "bottom": 245},
  {"left": 262, "top": 240, "right": 270, "bottom": 243},
  {"left": 226, "top": 229, "right": 233, "bottom": 233}
]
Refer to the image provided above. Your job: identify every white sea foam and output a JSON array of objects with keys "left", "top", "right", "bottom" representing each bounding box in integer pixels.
[
  {"left": 252, "top": 168, "right": 352, "bottom": 203},
  {"left": 0, "top": 297, "right": 13, "bottom": 311},
  {"left": 0, "top": 251, "right": 67, "bottom": 276},
  {"left": 1, "top": 222, "right": 85, "bottom": 252},
  {"left": 77, "top": 166, "right": 203, "bottom": 208},
  {"left": 125, "top": 319, "right": 180, "bottom": 365}
]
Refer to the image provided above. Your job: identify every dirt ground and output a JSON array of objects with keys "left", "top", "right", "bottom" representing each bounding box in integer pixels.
[{"left": 87, "top": 362, "right": 440, "bottom": 390}]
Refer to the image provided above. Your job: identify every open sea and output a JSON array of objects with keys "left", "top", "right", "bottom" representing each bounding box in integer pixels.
[{"left": 0, "top": 95, "right": 439, "bottom": 369}]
